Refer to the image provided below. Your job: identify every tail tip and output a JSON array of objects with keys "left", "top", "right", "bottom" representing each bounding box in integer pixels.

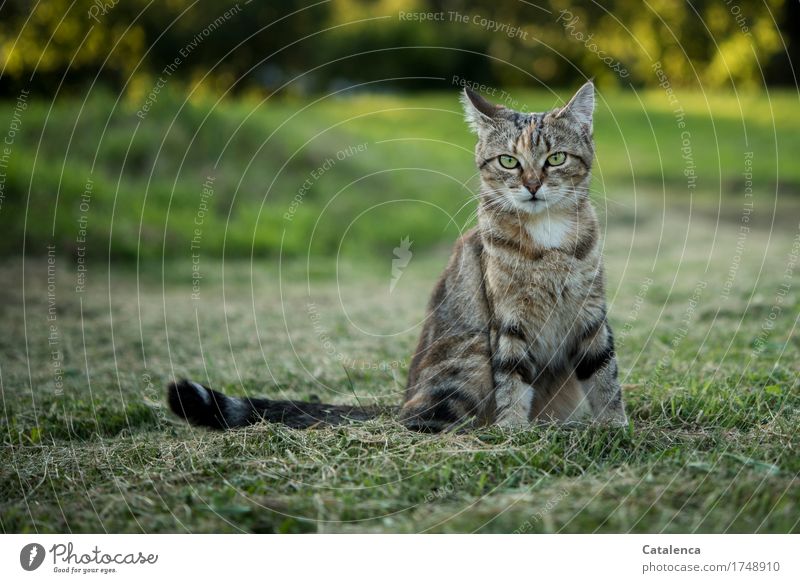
[{"left": 167, "top": 378, "right": 213, "bottom": 423}]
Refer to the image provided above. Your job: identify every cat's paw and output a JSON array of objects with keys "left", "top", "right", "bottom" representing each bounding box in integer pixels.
[{"left": 495, "top": 410, "right": 530, "bottom": 428}]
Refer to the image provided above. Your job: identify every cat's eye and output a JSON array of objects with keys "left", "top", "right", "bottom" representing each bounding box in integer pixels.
[
  {"left": 498, "top": 155, "right": 519, "bottom": 169},
  {"left": 546, "top": 152, "right": 567, "bottom": 166}
]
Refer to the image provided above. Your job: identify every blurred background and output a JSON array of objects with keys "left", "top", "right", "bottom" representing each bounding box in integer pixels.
[{"left": 0, "top": 0, "right": 797, "bottom": 260}]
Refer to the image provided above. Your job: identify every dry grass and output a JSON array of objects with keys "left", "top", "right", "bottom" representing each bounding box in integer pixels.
[{"left": 1, "top": 195, "right": 798, "bottom": 533}]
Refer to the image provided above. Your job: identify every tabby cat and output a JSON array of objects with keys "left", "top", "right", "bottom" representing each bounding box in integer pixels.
[{"left": 167, "top": 82, "right": 628, "bottom": 432}]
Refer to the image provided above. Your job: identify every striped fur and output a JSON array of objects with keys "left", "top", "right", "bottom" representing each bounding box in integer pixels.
[{"left": 167, "top": 82, "right": 627, "bottom": 432}]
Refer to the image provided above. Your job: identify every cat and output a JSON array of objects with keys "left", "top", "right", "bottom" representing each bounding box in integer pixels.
[{"left": 167, "top": 82, "right": 628, "bottom": 432}]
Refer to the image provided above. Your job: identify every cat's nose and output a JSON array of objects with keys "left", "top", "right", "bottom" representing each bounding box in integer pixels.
[{"left": 523, "top": 179, "right": 542, "bottom": 196}]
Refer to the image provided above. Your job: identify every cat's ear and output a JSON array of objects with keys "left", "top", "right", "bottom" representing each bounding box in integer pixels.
[
  {"left": 460, "top": 87, "right": 501, "bottom": 134},
  {"left": 557, "top": 81, "right": 594, "bottom": 129}
]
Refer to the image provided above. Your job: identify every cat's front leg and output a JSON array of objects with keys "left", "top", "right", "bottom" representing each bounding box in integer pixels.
[
  {"left": 574, "top": 321, "right": 627, "bottom": 426},
  {"left": 492, "top": 321, "right": 537, "bottom": 427},
  {"left": 494, "top": 376, "right": 534, "bottom": 427}
]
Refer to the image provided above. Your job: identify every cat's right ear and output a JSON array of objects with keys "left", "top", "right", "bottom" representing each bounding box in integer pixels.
[{"left": 460, "top": 87, "right": 500, "bottom": 134}]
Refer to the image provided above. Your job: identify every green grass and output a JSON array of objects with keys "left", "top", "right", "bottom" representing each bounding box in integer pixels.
[
  {"left": 1, "top": 192, "right": 798, "bottom": 533},
  {"left": 1, "top": 88, "right": 798, "bottom": 259}
]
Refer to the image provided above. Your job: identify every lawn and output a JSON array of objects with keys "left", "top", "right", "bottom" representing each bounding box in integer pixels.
[
  {"left": 1, "top": 188, "right": 798, "bottom": 532},
  {"left": 1, "top": 88, "right": 799, "bottom": 260}
]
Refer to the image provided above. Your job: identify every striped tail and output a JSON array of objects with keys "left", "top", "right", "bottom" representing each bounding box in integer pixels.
[{"left": 167, "top": 379, "right": 381, "bottom": 430}]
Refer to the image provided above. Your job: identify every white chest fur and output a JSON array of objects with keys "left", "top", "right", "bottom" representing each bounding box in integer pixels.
[{"left": 525, "top": 214, "right": 574, "bottom": 249}]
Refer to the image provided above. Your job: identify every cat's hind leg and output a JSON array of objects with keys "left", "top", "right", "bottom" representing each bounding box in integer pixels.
[{"left": 400, "top": 333, "right": 494, "bottom": 432}]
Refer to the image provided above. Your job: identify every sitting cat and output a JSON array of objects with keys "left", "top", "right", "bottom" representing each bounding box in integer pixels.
[{"left": 167, "top": 82, "right": 627, "bottom": 432}]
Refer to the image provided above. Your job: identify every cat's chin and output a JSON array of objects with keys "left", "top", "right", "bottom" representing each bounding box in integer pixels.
[{"left": 509, "top": 197, "right": 556, "bottom": 216}]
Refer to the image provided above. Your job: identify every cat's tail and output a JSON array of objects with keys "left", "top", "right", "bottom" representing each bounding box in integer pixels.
[{"left": 167, "top": 379, "right": 382, "bottom": 430}]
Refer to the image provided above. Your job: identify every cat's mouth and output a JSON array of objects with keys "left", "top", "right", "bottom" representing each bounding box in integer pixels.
[
  {"left": 519, "top": 192, "right": 547, "bottom": 206},
  {"left": 501, "top": 189, "right": 553, "bottom": 214},
  {"left": 514, "top": 186, "right": 546, "bottom": 204}
]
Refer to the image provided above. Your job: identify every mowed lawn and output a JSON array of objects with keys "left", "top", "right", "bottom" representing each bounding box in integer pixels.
[{"left": 1, "top": 192, "right": 798, "bottom": 533}]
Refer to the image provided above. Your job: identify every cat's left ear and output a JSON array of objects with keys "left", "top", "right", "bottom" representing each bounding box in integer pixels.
[{"left": 557, "top": 81, "right": 594, "bottom": 130}]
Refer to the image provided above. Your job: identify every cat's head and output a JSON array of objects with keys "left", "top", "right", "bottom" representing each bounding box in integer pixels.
[{"left": 461, "top": 82, "right": 595, "bottom": 216}]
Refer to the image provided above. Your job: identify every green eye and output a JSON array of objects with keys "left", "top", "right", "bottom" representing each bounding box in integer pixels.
[
  {"left": 498, "top": 155, "right": 519, "bottom": 169},
  {"left": 547, "top": 152, "right": 567, "bottom": 166}
]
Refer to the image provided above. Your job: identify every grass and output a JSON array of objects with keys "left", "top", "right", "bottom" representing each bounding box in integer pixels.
[
  {"left": 1, "top": 190, "right": 798, "bottom": 533},
  {"left": 1, "top": 88, "right": 799, "bottom": 259}
]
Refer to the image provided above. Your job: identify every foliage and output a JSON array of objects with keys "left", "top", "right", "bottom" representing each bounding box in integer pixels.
[{"left": 0, "top": 0, "right": 794, "bottom": 97}]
